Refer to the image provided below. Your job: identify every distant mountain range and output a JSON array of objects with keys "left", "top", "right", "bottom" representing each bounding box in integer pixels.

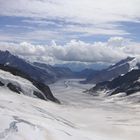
[
  {"left": 54, "top": 62, "right": 107, "bottom": 71},
  {"left": 34, "top": 62, "right": 97, "bottom": 79},
  {"left": 0, "top": 50, "right": 96, "bottom": 85},
  {"left": 0, "top": 50, "right": 57, "bottom": 84},
  {"left": 33, "top": 62, "right": 74, "bottom": 79},
  {"left": 2, "top": 50, "right": 140, "bottom": 103}
]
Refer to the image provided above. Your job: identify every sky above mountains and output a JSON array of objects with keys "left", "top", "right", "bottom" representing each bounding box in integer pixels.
[{"left": 0, "top": 0, "right": 140, "bottom": 68}]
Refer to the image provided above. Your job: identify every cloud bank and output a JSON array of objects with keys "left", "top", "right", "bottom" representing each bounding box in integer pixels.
[{"left": 0, "top": 37, "right": 139, "bottom": 65}]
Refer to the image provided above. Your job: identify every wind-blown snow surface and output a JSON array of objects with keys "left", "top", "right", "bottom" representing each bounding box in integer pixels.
[
  {"left": 50, "top": 79, "right": 140, "bottom": 140},
  {"left": 1, "top": 79, "right": 140, "bottom": 140},
  {"left": 0, "top": 69, "right": 46, "bottom": 99}
]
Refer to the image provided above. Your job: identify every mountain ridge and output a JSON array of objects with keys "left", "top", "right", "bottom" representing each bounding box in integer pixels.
[
  {"left": 83, "top": 56, "right": 140, "bottom": 84},
  {"left": 0, "top": 63, "right": 60, "bottom": 103}
]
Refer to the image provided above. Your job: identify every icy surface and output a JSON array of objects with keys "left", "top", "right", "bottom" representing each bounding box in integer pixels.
[
  {"left": 128, "top": 58, "right": 138, "bottom": 71},
  {"left": 1, "top": 79, "right": 140, "bottom": 140},
  {"left": 0, "top": 69, "right": 44, "bottom": 98},
  {"left": 50, "top": 79, "right": 140, "bottom": 140}
]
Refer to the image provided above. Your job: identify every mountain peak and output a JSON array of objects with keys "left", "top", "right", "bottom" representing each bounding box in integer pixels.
[{"left": 0, "top": 50, "right": 11, "bottom": 56}]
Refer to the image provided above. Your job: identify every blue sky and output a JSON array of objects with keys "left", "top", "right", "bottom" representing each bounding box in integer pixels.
[
  {"left": 0, "top": 0, "right": 140, "bottom": 69},
  {"left": 0, "top": 16, "right": 140, "bottom": 44}
]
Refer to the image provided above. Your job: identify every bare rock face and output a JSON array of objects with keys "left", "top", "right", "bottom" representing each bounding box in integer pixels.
[
  {"left": 88, "top": 69, "right": 140, "bottom": 97},
  {"left": 7, "top": 83, "right": 21, "bottom": 94},
  {"left": 0, "top": 81, "right": 4, "bottom": 86},
  {"left": 32, "top": 80, "right": 60, "bottom": 103}
]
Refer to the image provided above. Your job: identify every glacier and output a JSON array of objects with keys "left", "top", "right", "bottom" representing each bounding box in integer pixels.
[{"left": 0, "top": 76, "right": 140, "bottom": 140}]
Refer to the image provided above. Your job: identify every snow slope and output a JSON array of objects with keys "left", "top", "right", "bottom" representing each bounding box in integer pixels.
[
  {"left": 1, "top": 78, "right": 140, "bottom": 140},
  {"left": 0, "top": 65, "right": 59, "bottom": 103},
  {"left": 50, "top": 79, "right": 140, "bottom": 140},
  {"left": 0, "top": 88, "right": 93, "bottom": 140},
  {"left": 0, "top": 69, "right": 46, "bottom": 99}
]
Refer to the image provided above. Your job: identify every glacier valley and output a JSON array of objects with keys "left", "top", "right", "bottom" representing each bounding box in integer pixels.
[{"left": 0, "top": 78, "right": 140, "bottom": 140}]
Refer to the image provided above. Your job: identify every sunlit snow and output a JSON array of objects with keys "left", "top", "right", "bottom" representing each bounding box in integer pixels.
[{"left": 0, "top": 78, "right": 140, "bottom": 140}]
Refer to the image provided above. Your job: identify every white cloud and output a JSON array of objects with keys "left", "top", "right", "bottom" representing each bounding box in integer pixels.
[
  {"left": 0, "top": 29, "right": 62, "bottom": 43},
  {"left": 0, "top": 0, "right": 139, "bottom": 67},
  {"left": 61, "top": 24, "right": 129, "bottom": 36},
  {"left": 0, "top": 37, "right": 139, "bottom": 65},
  {"left": 0, "top": 0, "right": 140, "bottom": 24},
  {"left": 22, "top": 19, "right": 60, "bottom": 26},
  {"left": 0, "top": 0, "right": 140, "bottom": 38}
]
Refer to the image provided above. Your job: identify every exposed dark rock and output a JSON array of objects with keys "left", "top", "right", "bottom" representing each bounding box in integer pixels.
[
  {"left": 7, "top": 83, "right": 21, "bottom": 94},
  {"left": 33, "top": 81, "right": 60, "bottom": 104},
  {"left": 33, "top": 91, "right": 45, "bottom": 100},
  {"left": 0, "top": 81, "right": 4, "bottom": 86},
  {"left": 88, "top": 69, "right": 140, "bottom": 96}
]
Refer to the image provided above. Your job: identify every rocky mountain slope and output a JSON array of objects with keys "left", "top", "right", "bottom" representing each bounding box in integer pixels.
[
  {"left": 87, "top": 69, "right": 140, "bottom": 98},
  {"left": 0, "top": 50, "right": 58, "bottom": 84},
  {"left": 83, "top": 57, "right": 139, "bottom": 84},
  {"left": 0, "top": 64, "right": 59, "bottom": 103},
  {"left": 34, "top": 62, "right": 74, "bottom": 79}
]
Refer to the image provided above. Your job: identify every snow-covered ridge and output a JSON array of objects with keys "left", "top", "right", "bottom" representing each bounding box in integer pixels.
[
  {"left": 84, "top": 56, "right": 140, "bottom": 84},
  {"left": 107, "top": 57, "right": 136, "bottom": 71},
  {"left": 0, "top": 63, "right": 60, "bottom": 103},
  {"left": 108, "top": 56, "right": 140, "bottom": 72},
  {"left": 0, "top": 69, "right": 46, "bottom": 99},
  {"left": 128, "top": 57, "right": 139, "bottom": 71}
]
